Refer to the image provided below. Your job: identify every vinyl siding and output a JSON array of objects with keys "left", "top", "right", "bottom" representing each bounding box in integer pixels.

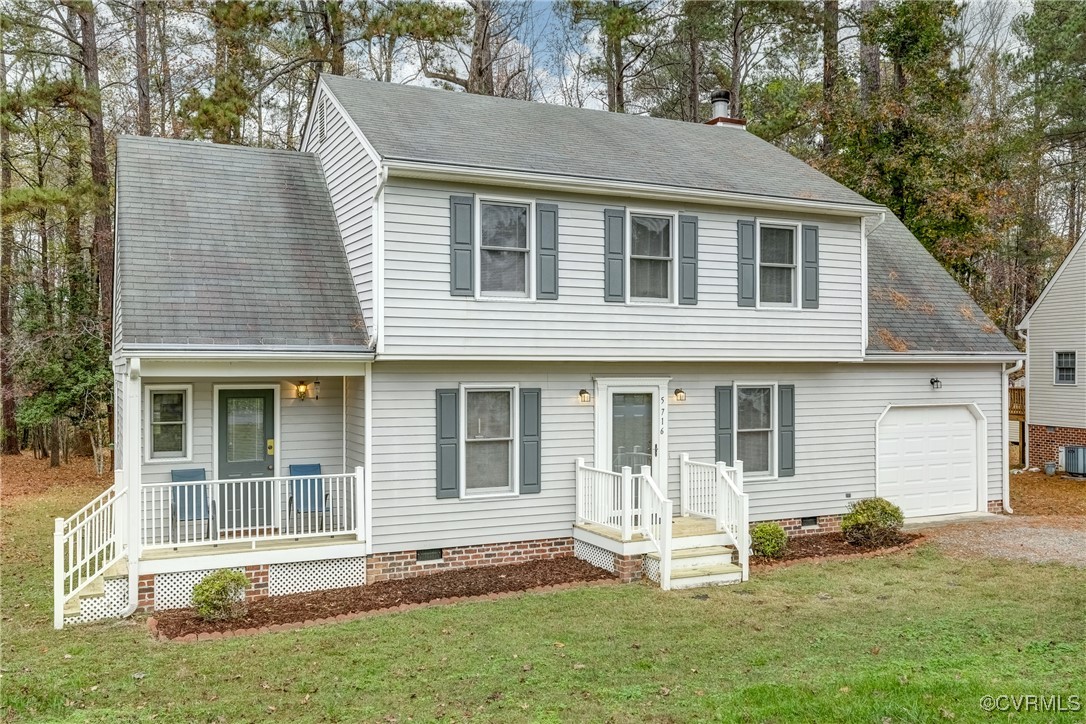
[
  {"left": 380, "top": 180, "right": 864, "bottom": 361},
  {"left": 368, "top": 361, "right": 1004, "bottom": 553},
  {"left": 138, "top": 377, "right": 361, "bottom": 485},
  {"left": 345, "top": 376, "right": 365, "bottom": 469},
  {"left": 1026, "top": 241, "right": 1086, "bottom": 428},
  {"left": 312, "top": 92, "right": 378, "bottom": 337}
]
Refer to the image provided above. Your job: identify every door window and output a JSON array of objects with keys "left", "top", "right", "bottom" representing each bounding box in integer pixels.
[{"left": 611, "top": 393, "right": 653, "bottom": 472}]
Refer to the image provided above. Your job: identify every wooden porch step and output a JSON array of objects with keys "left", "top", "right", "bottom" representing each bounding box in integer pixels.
[
  {"left": 671, "top": 562, "right": 742, "bottom": 579},
  {"left": 103, "top": 559, "right": 128, "bottom": 580},
  {"left": 656, "top": 545, "right": 733, "bottom": 561},
  {"left": 669, "top": 562, "right": 743, "bottom": 589}
]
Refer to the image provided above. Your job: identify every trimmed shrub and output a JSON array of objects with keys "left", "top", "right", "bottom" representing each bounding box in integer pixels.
[
  {"left": 192, "top": 569, "right": 250, "bottom": 621},
  {"left": 750, "top": 521, "right": 788, "bottom": 558},
  {"left": 841, "top": 497, "right": 904, "bottom": 547}
]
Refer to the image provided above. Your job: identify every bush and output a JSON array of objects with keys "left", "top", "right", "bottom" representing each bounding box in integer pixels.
[
  {"left": 750, "top": 521, "right": 788, "bottom": 558},
  {"left": 192, "top": 569, "right": 250, "bottom": 621},
  {"left": 841, "top": 497, "right": 904, "bottom": 547}
]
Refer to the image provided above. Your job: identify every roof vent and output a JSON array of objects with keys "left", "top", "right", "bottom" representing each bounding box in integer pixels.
[{"left": 705, "top": 88, "right": 746, "bottom": 129}]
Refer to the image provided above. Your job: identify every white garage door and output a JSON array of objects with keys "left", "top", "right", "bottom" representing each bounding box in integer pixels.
[{"left": 878, "top": 405, "right": 979, "bottom": 517}]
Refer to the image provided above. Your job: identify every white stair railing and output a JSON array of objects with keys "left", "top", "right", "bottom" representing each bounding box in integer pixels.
[
  {"left": 679, "top": 454, "right": 749, "bottom": 581},
  {"left": 638, "top": 466, "right": 674, "bottom": 590},
  {"left": 54, "top": 479, "right": 125, "bottom": 629},
  {"left": 575, "top": 458, "right": 638, "bottom": 540}
]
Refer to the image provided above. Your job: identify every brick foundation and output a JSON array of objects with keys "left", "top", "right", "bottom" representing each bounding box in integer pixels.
[
  {"left": 1027, "top": 424, "right": 1086, "bottom": 468},
  {"left": 244, "top": 564, "right": 269, "bottom": 601},
  {"left": 366, "top": 537, "right": 574, "bottom": 582},
  {"left": 613, "top": 553, "right": 643, "bottom": 583},
  {"left": 136, "top": 574, "right": 155, "bottom": 612},
  {"left": 988, "top": 499, "right": 1005, "bottom": 514},
  {"left": 762, "top": 514, "right": 845, "bottom": 537}
]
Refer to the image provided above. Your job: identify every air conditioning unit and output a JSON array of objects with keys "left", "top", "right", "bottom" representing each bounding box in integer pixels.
[{"left": 1065, "top": 445, "right": 1086, "bottom": 476}]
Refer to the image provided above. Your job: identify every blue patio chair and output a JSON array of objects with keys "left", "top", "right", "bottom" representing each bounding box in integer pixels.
[
  {"left": 288, "top": 464, "right": 329, "bottom": 533},
  {"left": 170, "top": 468, "right": 212, "bottom": 543}
]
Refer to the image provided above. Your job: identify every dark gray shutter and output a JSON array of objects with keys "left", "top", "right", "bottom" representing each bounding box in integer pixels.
[
  {"left": 778, "top": 384, "right": 796, "bottom": 477},
  {"left": 678, "top": 214, "right": 699, "bottom": 305},
  {"left": 536, "top": 204, "right": 559, "bottom": 300},
  {"left": 714, "top": 385, "right": 734, "bottom": 465},
  {"left": 801, "top": 225, "right": 819, "bottom": 309},
  {"left": 738, "top": 219, "right": 756, "bottom": 307},
  {"left": 449, "top": 195, "right": 474, "bottom": 296},
  {"left": 519, "top": 388, "right": 542, "bottom": 494},
  {"left": 435, "top": 389, "right": 459, "bottom": 498},
  {"left": 604, "top": 208, "right": 625, "bottom": 302}
]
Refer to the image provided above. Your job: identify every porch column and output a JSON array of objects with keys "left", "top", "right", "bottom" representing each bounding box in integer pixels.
[{"left": 123, "top": 358, "right": 142, "bottom": 562}]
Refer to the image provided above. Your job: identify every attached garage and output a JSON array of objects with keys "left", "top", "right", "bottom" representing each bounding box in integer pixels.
[{"left": 877, "top": 404, "right": 985, "bottom": 518}]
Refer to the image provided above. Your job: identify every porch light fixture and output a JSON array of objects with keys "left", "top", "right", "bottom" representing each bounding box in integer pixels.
[
  {"left": 929, "top": 377, "right": 942, "bottom": 390},
  {"left": 296, "top": 382, "right": 310, "bottom": 400},
  {"left": 674, "top": 388, "right": 686, "bottom": 402},
  {"left": 579, "top": 389, "right": 591, "bottom": 403}
]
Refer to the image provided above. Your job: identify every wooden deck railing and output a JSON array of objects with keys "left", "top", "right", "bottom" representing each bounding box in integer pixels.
[{"left": 1009, "top": 387, "right": 1025, "bottom": 421}]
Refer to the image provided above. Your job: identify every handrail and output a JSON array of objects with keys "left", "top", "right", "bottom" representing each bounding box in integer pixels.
[
  {"left": 638, "top": 466, "right": 674, "bottom": 590},
  {"left": 716, "top": 460, "right": 749, "bottom": 581},
  {"left": 574, "top": 458, "right": 640, "bottom": 540},
  {"left": 54, "top": 481, "right": 124, "bottom": 629},
  {"left": 679, "top": 454, "right": 749, "bottom": 581}
]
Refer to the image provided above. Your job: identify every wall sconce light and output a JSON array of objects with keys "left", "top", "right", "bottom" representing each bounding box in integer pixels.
[
  {"left": 674, "top": 388, "right": 686, "bottom": 401},
  {"left": 929, "top": 377, "right": 942, "bottom": 390},
  {"left": 579, "top": 389, "right": 591, "bottom": 403},
  {"left": 296, "top": 382, "right": 309, "bottom": 399}
]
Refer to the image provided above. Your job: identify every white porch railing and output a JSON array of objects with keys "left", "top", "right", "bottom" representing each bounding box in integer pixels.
[
  {"left": 140, "top": 468, "right": 366, "bottom": 550},
  {"left": 637, "top": 466, "right": 674, "bottom": 590},
  {"left": 679, "top": 454, "right": 749, "bottom": 580},
  {"left": 574, "top": 458, "right": 642, "bottom": 540},
  {"left": 54, "top": 474, "right": 125, "bottom": 628}
]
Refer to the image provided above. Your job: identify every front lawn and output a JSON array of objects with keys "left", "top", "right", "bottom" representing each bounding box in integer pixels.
[{"left": 3, "top": 480, "right": 1085, "bottom": 722}]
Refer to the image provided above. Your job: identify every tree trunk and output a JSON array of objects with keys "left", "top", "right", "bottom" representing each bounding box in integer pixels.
[
  {"left": 76, "top": 3, "right": 114, "bottom": 351},
  {"left": 0, "top": 51, "right": 19, "bottom": 455},
  {"left": 685, "top": 2, "right": 700, "bottom": 122},
  {"left": 135, "top": 0, "right": 151, "bottom": 135},
  {"left": 859, "top": 0, "right": 880, "bottom": 105},
  {"left": 729, "top": 2, "right": 744, "bottom": 119},
  {"left": 156, "top": 3, "right": 175, "bottom": 136},
  {"left": 821, "top": 0, "right": 838, "bottom": 156},
  {"left": 328, "top": 1, "right": 345, "bottom": 75},
  {"left": 50, "top": 418, "right": 60, "bottom": 468},
  {"left": 467, "top": 0, "right": 496, "bottom": 95}
]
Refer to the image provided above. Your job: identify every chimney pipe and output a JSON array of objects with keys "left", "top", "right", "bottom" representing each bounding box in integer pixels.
[{"left": 710, "top": 89, "right": 731, "bottom": 120}]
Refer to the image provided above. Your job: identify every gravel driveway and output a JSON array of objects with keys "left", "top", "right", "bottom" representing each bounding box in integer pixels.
[{"left": 921, "top": 515, "right": 1086, "bottom": 567}]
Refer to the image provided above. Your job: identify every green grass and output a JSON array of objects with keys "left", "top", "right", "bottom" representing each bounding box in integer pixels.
[{"left": 3, "top": 484, "right": 1085, "bottom": 722}]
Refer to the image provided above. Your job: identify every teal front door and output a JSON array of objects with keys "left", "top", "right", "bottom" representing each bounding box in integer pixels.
[{"left": 218, "top": 389, "right": 275, "bottom": 533}]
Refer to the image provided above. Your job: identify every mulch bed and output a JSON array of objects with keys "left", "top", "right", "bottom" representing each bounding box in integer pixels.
[
  {"left": 751, "top": 531, "right": 923, "bottom": 569},
  {"left": 1, "top": 452, "right": 109, "bottom": 501},
  {"left": 1010, "top": 470, "right": 1086, "bottom": 516},
  {"left": 152, "top": 557, "right": 616, "bottom": 640}
]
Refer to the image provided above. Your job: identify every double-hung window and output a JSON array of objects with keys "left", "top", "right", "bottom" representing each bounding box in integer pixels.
[
  {"left": 148, "top": 387, "right": 190, "bottom": 460},
  {"left": 630, "top": 215, "right": 672, "bottom": 301},
  {"left": 758, "top": 225, "right": 797, "bottom": 306},
  {"left": 737, "top": 385, "right": 774, "bottom": 475},
  {"left": 1056, "top": 351, "right": 1077, "bottom": 385},
  {"left": 463, "top": 387, "right": 516, "bottom": 494},
  {"left": 480, "top": 202, "right": 529, "bottom": 297}
]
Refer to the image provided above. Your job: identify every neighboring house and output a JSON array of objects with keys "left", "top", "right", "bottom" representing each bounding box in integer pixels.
[
  {"left": 53, "top": 78, "right": 1022, "bottom": 627},
  {"left": 1016, "top": 232, "right": 1086, "bottom": 468}
]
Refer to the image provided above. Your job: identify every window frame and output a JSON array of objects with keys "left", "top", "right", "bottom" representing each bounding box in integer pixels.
[
  {"left": 1054, "top": 350, "right": 1078, "bottom": 386},
  {"left": 733, "top": 382, "right": 777, "bottom": 479},
  {"left": 475, "top": 196, "right": 534, "bottom": 300},
  {"left": 626, "top": 209, "right": 678, "bottom": 305},
  {"left": 754, "top": 219, "right": 802, "bottom": 309},
  {"left": 144, "top": 384, "right": 193, "bottom": 463},
  {"left": 458, "top": 383, "right": 521, "bottom": 499}
]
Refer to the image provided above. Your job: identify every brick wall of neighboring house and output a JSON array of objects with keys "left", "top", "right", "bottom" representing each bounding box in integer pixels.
[
  {"left": 367, "top": 537, "right": 574, "bottom": 583},
  {"left": 1027, "top": 424, "right": 1086, "bottom": 467}
]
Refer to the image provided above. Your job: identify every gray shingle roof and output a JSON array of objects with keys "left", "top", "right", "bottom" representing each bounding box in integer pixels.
[
  {"left": 115, "top": 136, "right": 368, "bottom": 350},
  {"left": 866, "top": 212, "right": 1017, "bottom": 355},
  {"left": 321, "top": 75, "right": 875, "bottom": 209}
]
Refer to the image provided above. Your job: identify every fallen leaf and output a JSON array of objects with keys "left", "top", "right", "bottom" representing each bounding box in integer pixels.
[
  {"left": 940, "top": 708, "right": 955, "bottom": 719},
  {"left": 870, "top": 646, "right": 881, "bottom": 655},
  {"left": 553, "top": 642, "right": 565, "bottom": 648},
  {"left": 839, "top": 687, "right": 850, "bottom": 693},
  {"left": 573, "top": 663, "right": 586, "bottom": 670},
  {"left": 659, "top": 687, "right": 671, "bottom": 696},
  {"left": 521, "top": 663, "right": 532, "bottom": 672}
]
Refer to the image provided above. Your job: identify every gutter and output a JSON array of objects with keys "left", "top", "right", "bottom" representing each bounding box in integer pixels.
[
  {"left": 384, "top": 160, "right": 884, "bottom": 218},
  {"left": 863, "top": 352, "right": 1025, "bottom": 363},
  {"left": 1002, "top": 358, "right": 1024, "bottom": 514},
  {"left": 116, "top": 346, "right": 375, "bottom": 361}
]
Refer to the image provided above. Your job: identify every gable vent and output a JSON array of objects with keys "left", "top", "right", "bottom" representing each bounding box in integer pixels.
[{"left": 316, "top": 98, "right": 327, "bottom": 144}]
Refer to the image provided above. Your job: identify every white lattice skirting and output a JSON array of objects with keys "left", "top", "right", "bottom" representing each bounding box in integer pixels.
[
  {"left": 269, "top": 557, "right": 366, "bottom": 596},
  {"left": 65, "top": 576, "right": 129, "bottom": 625},
  {"left": 642, "top": 555, "right": 661, "bottom": 583},
  {"left": 574, "top": 540, "right": 616, "bottom": 573},
  {"left": 154, "top": 567, "right": 245, "bottom": 611}
]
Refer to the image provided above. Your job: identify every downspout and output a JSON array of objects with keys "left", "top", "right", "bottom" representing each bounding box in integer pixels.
[
  {"left": 372, "top": 166, "right": 388, "bottom": 353},
  {"left": 122, "top": 357, "right": 142, "bottom": 618},
  {"left": 1002, "top": 358, "right": 1024, "bottom": 514}
]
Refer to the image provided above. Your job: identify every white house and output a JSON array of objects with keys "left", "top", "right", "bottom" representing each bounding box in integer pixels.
[
  {"left": 1016, "top": 231, "right": 1086, "bottom": 468},
  {"left": 53, "top": 77, "right": 1022, "bottom": 627}
]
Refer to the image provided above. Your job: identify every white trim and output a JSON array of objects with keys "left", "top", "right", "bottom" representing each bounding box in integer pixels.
[
  {"left": 475, "top": 196, "right": 535, "bottom": 301},
  {"left": 1053, "top": 350, "right": 1078, "bottom": 386},
  {"left": 143, "top": 384, "right": 194, "bottom": 463},
  {"left": 863, "top": 354, "right": 1023, "bottom": 364},
  {"left": 341, "top": 375, "right": 347, "bottom": 473},
  {"left": 305, "top": 79, "right": 383, "bottom": 169},
  {"left": 874, "top": 402, "right": 988, "bottom": 516},
  {"left": 378, "top": 353, "right": 868, "bottom": 363},
  {"left": 732, "top": 382, "right": 778, "bottom": 479},
  {"left": 1017, "top": 230, "right": 1086, "bottom": 330},
  {"left": 458, "top": 383, "right": 520, "bottom": 499},
  {"left": 860, "top": 215, "right": 869, "bottom": 355},
  {"left": 375, "top": 166, "right": 388, "bottom": 353},
  {"left": 592, "top": 377, "right": 670, "bottom": 484},
  {"left": 626, "top": 209, "right": 678, "bottom": 305},
  {"left": 754, "top": 219, "right": 802, "bottom": 310},
  {"left": 137, "top": 358, "right": 368, "bottom": 379},
  {"left": 211, "top": 384, "right": 281, "bottom": 482},
  {"left": 138, "top": 540, "right": 370, "bottom": 575},
  {"left": 363, "top": 362, "right": 373, "bottom": 555},
  {"left": 384, "top": 160, "right": 884, "bottom": 217}
]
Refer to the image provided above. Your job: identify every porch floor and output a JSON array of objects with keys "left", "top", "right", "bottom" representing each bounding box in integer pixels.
[
  {"left": 574, "top": 514, "right": 718, "bottom": 543},
  {"left": 140, "top": 533, "right": 360, "bottom": 561}
]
